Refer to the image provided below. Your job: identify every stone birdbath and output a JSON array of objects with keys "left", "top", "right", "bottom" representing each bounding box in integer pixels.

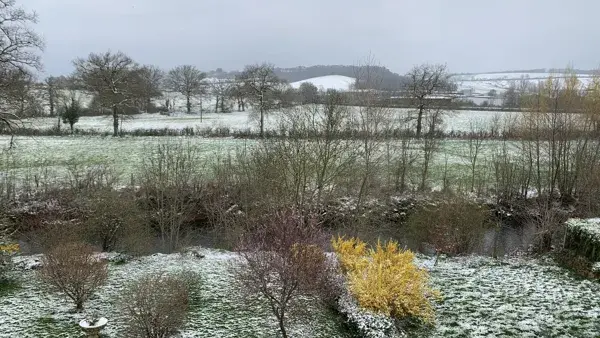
[{"left": 79, "top": 317, "right": 108, "bottom": 338}]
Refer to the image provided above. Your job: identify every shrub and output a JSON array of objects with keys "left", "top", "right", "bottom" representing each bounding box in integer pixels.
[
  {"left": 121, "top": 271, "right": 196, "bottom": 338},
  {"left": 29, "top": 220, "right": 85, "bottom": 253},
  {"left": 83, "top": 189, "right": 152, "bottom": 254},
  {"left": 0, "top": 241, "right": 19, "bottom": 281},
  {"left": 332, "top": 237, "right": 438, "bottom": 324},
  {"left": 38, "top": 242, "right": 107, "bottom": 310},
  {"left": 528, "top": 201, "right": 567, "bottom": 253},
  {"left": 235, "top": 208, "right": 328, "bottom": 338},
  {"left": 138, "top": 142, "right": 204, "bottom": 253},
  {"left": 405, "top": 200, "right": 491, "bottom": 255}
]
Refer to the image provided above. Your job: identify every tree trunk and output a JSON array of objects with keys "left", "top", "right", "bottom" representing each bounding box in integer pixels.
[
  {"left": 186, "top": 95, "right": 191, "bottom": 113},
  {"left": 260, "top": 108, "right": 264, "bottom": 138},
  {"left": 215, "top": 96, "right": 219, "bottom": 113},
  {"left": 112, "top": 106, "right": 119, "bottom": 137},
  {"left": 277, "top": 315, "right": 287, "bottom": 338},
  {"left": 70, "top": 123, "right": 74, "bottom": 134},
  {"left": 76, "top": 300, "right": 83, "bottom": 311},
  {"left": 57, "top": 115, "right": 61, "bottom": 132},
  {"left": 416, "top": 105, "right": 424, "bottom": 138},
  {"left": 49, "top": 96, "right": 55, "bottom": 117},
  {"left": 221, "top": 96, "right": 225, "bottom": 112},
  {"left": 260, "top": 94, "right": 265, "bottom": 138}
]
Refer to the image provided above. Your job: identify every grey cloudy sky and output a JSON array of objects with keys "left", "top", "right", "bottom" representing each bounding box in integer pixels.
[{"left": 23, "top": 0, "right": 600, "bottom": 76}]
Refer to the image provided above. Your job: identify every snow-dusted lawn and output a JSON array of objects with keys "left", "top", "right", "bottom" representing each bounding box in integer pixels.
[
  {"left": 2, "top": 250, "right": 599, "bottom": 337},
  {"left": 423, "top": 256, "right": 600, "bottom": 337},
  {"left": 1, "top": 249, "right": 350, "bottom": 338}
]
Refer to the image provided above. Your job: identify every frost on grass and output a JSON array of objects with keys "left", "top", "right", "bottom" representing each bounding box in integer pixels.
[
  {"left": 566, "top": 218, "right": 600, "bottom": 243},
  {"left": 3, "top": 250, "right": 600, "bottom": 337},
  {"left": 1, "top": 249, "right": 349, "bottom": 338},
  {"left": 420, "top": 256, "right": 600, "bottom": 338}
]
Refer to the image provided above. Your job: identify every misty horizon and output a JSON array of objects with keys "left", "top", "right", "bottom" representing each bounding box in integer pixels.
[{"left": 23, "top": 0, "right": 600, "bottom": 76}]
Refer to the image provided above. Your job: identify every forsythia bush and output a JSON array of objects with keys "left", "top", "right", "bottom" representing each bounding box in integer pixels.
[
  {"left": 1, "top": 241, "right": 20, "bottom": 279},
  {"left": 0, "top": 243, "right": 19, "bottom": 254},
  {"left": 332, "top": 237, "right": 439, "bottom": 323}
]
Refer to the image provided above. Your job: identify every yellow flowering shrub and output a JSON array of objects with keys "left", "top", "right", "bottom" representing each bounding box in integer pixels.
[
  {"left": 0, "top": 243, "right": 20, "bottom": 255},
  {"left": 1, "top": 241, "right": 20, "bottom": 278},
  {"left": 332, "top": 237, "right": 439, "bottom": 323}
]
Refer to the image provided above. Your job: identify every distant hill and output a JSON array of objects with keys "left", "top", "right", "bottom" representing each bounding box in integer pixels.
[
  {"left": 274, "top": 65, "right": 406, "bottom": 90},
  {"left": 208, "top": 65, "right": 407, "bottom": 90}
]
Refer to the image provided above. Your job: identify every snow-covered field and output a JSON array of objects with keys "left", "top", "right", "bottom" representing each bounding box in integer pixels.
[
  {"left": 2, "top": 250, "right": 598, "bottom": 337},
  {"left": 453, "top": 72, "right": 595, "bottom": 96},
  {"left": 0, "top": 135, "right": 515, "bottom": 191},
  {"left": 19, "top": 108, "right": 519, "bottom": 134},
  {"left": 20, "top": 111, "right": 274, "bottom": 134},
  {"left": 0, "top": 136, "right": 248, "bottom": 188},
  {"left": 290, "top": 75, "right": 356, "bottom": 91}
]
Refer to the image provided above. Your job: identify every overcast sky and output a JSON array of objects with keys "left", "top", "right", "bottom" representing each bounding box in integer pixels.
[{"left": 23, "top": 0, "right": 600, "bottom": 76}]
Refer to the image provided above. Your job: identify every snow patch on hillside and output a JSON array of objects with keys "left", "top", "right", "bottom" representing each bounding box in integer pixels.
[{"left": 291, "top": 75, "right": 356, "bottom": 91}]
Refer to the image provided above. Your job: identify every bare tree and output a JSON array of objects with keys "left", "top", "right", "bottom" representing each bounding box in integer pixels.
[
  {"left": 463, "top": 121, "right": 486, "bottom": 193},
  {"left": 488, "top": 89, "right": 498, "bottom": 106},
  {"left": 138, "top": 142, "right": 204, "bottom": 253},
  {"left": 231, "top": 79, "right": 247, "bottom": 111},
  {"left": 165, "top": 65, "right": 206, "bottom": 114},
  {"left": 132, "top": 65, "right": 164, "bottom": 113},
  {"left": 0, "top": 0, "right": 43, "bottom": 72},
  {"left": 253, "top": 89, "right": 359, "bottom": 210},
  {"left": 419, "top": 136, "right": 439, "bottom": 191},
  {"left": 404, "top": 64, "right": 454, "bottom": 138},
  {"left": 44, "top": 76, "right": 59, "bottom": 117},
  {"left": 0, "top": 0, "right": 43, "bottom": 133},
  {"left": 235, "top": 209, "right": 328, "bottom": 338},
  {"left": 210, "top": 78, "right": 233, "bottom": 113},
  {"left": 38, "top": 242, "right": 108, "bottom": 311},
  {"left": 386, "top": 116, "right": 419, "bottom": 192},
  {"left": 352, "top": 55, "right": 393, "bottom": 211},
  {"left": 298, "top": 82, "right": 319, "bottom": 104},
  {"left": 8, "top": 70, "right": 42, "bottom": 117},
  {"left": 502, "top": 82, "right": 519, "bottom": 108},
  {"left": 239, "top": 63, "right": 283, "bottom": 137},
  {"left": 73, "top": 51, "right": 139, "bottom": 136}
]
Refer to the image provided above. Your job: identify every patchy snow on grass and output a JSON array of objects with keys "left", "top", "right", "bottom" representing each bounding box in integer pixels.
[
  {"left": 420, "top": 255, "right": 600, "bottom": 337},
  {"left": 3, "top": 250, "right": 599, "bottom": 337},
  {"left": 1, "top": 248, "right": 350, "bottom": 338}
]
